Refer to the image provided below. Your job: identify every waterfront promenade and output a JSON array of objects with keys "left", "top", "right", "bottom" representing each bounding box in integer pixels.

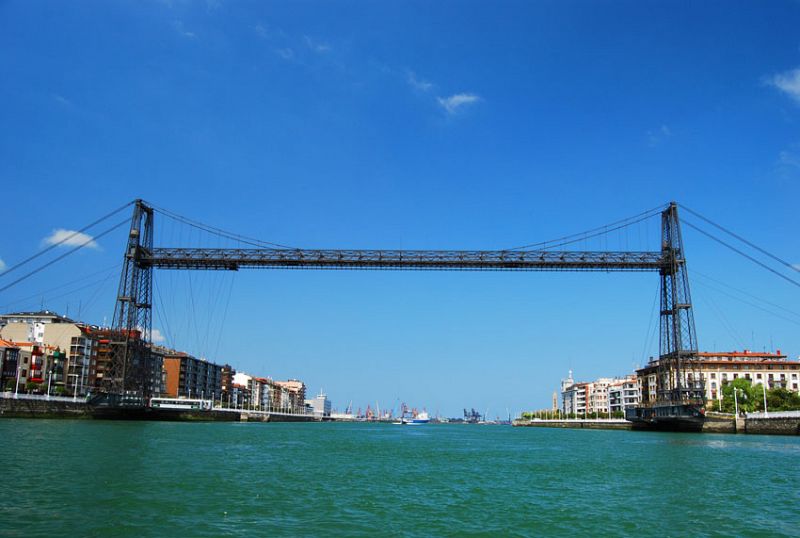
[
  {"left": 0, "top": 392, "right": 316, "bottom": 421},
  {"left": 1, "top": 420, "right": 797, "bottom": 537}
]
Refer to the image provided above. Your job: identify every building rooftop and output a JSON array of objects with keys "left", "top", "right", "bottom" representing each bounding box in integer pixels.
[{"left": 0, "top": 310, "right": 76, "bottom": 323}]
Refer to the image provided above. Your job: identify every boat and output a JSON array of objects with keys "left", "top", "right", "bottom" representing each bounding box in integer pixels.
[
  {"left": 625, "top": 402, "right": 705, "bottom": 432},
  {"left": 393, "top": 404, "right": 430, "bottom": 425}
]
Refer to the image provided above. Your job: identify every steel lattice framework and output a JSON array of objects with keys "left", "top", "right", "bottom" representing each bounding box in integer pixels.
[
  {"left": 146, "top": 248, "right": 667, "bottom": 272},
  {"left": 93, "top": 199, "right": 700, "bottom": 408}
]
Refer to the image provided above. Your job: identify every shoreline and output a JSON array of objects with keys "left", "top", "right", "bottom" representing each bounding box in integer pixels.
[{"left": 512, "top": 413, "right": 800, "bottom": 436}]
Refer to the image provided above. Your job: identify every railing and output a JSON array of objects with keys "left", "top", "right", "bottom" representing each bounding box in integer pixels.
[
  {"left": 147, "top": 247, "right": 668, "bottom": 272},
  {"left": 0, "top": 392, "right": 81, "bottom": 403},
  {"left": 746, "top": 410, "right": 800, "bottom": 419}
]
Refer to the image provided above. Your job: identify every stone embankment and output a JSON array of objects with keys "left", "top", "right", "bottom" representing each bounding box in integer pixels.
[
  {"left": 0, "top": 393, "right": 318, "bottom": 422},
  {"left": 514, "top": 412, "right": 800, "bottom": 436},
  {"left": 744, "top": 411, "right": 800, "bottom": 435},
  {"left": 512, "top": 419, "right": 632, "bottom": 430},
  {"left": 0, "top": 394, "right": 89, "bottom": 419}
]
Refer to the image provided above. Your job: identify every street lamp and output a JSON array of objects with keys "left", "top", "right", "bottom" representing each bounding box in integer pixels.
[{"left": 14, "top": 362, "right": 21, "bottom": 397}]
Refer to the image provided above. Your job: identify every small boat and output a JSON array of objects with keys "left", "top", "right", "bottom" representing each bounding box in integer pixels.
[{"left": 393, "top": 404, "right": 430, "bottom": 425}]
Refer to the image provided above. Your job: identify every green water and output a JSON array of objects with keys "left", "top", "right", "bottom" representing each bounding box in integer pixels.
[{"left": 0, "top": 420, "right": 798, "bottom": 537}]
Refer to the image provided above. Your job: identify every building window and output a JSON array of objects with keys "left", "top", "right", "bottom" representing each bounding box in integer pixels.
[
  {"left": 710, "top": 373, "right": 716, "bottom": 379},
  {"left": 756, "top": 373, "right": 762, "bottom": 379},
  {"left": 733, "top": 374, "right": 738, "bottom": 379}
]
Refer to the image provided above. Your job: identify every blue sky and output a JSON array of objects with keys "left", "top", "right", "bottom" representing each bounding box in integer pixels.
[{"left": 2, "top": 1, "right": 800, "bottom": 416}]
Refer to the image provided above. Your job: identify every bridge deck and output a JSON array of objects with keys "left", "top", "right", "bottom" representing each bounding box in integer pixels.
[{"left": 146, "top": 248, "right": 668, "bottom": 271}]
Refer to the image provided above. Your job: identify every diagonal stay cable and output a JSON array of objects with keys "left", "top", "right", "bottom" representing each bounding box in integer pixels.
[
  {"left": 680, "top": 203, "right": 799, "bottom": 274},
  {"left": 0, "top": 218, "right": 130, "bottom": 294},
  {"left": 682, "top": 219, "right": 800, "bottom": 290},
  {"left": 148, "top": 202, "right": 298, "bottom": 250},
  {"left": 507, "top": 203, "right": 667, "bottom": 251},
  {"left": 0, "top": 200, "right": 133, "bottom": 279}
]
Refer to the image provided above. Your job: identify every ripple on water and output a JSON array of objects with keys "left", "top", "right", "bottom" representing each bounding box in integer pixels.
[{"left": 0, "top": 421, "right": 798, "bottom": 537}]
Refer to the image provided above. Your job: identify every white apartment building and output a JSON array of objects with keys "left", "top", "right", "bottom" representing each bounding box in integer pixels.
[
  {"left": 637, "top": 350, "right": 800, "bottom": 405},
  {"left": 561, "top": 373, "right": 640, "bottom": 416}
]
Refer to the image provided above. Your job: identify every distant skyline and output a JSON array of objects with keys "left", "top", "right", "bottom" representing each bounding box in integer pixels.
[{"left": 2, "top": 1, "right": 800, "bottom": 416}]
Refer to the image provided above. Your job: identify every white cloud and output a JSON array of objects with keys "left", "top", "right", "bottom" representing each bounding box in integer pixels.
[
  {"left": 275, "top": 48, "right": 295, "bottom": 61},
  {"left": 304, "top": 35, "right": 331, "bottom": 53},
  {"left": 779, "top": 144, "right": 800, "bottom": 170},
  {"left": 0, "top": 257, "right": 6, "bottom": 273},
  {"left": 766, "top": 67, "right": 800, "bottom": 104},
  {"left": 53, "top": 94, "right": 73, "bottom": 107},
  {"left": 407, "top": 71, "right": 433, "bottom": 92},
  {"left": 43, "top": 229, "right": 99, "bottom": 249},
  {"left": 647, "top": 124, "right": 672, "bottom": 147},
  {"left": 254, "top": 23, "right": 268, "bottom": 38},
  {"left": 437, "top": 93, "right": 480, "bottom": 114},
  {"left": 151, "top": 328, "right": 166, "bottom": 343},
  {"left": 173, "top": 20, "right": 196, "bottom": 39}
]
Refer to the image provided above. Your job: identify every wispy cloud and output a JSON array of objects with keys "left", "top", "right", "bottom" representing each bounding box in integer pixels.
[
  {"left": 407, "top": 71, "right": 433, "bottom": 92},
  {"left": 437, "top": 93, "right": 481, "bottom": 115},
  {"left": 53, "top": 94, "right": 73, "bottom": 107},
  {"left": 779, "top": 144, "right": 800, "bottom": 169},
  {"left": 0, "top": 257, "right": 6, "bottom": 273},
  {"left": 254, "top": 23, "right": 268, "bottom": 38},
  {"left": 765, "top": 67, "right": 800, "bottom": 104},
  {"left": 647, "top": 125, "right": 672, "bottom": 147},
  {"left": 43, "top": 229, "right": 99, "bottom": 249},
  {"left": 777, "top": 142, "right": 800, "bottom": 180},
  {"left": 304, "top": 35, "right": 331, "bottom": 53},
  {"left": 275, "top": 48, "right": 295, "bottom": 61},
  {"left": 173, "top": 20, "right": 196, "bottom": 39}
]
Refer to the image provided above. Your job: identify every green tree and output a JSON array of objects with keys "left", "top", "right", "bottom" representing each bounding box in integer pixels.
[
  {"left": 765, "top": 388, "right": 800, "bottom": 411},
  {"left": 720, "top": 378, "right": 760, "bottom": 413},
  {"left": 25, "top": 381, "right": 43, "bottom": 393}
]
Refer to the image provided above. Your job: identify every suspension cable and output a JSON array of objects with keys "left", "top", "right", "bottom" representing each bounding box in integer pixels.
[
  {"left": 507, "top": 203, "right": 667, "bottom": 251},
  {"left": 0, "top": 218, "right": 130, "bottom": 294},
  {"left": 0, "top": 201, "right": 133, "bottom": 279},
  {"left": 680, "top": 204, "right": 799, "bottom": 274},
  {"left": 148, "top": 202, "right": 298, "bottom": 250},
  {"left": 682, "top": 219, "right": 800, "bottom": 289}
]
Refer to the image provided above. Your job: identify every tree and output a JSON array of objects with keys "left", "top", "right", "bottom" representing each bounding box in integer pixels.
[
  {"left": 720, "top": 378, "right": 760, "bottom": 413},
  {"left": 25, "top": 381, "right": 43, "bottom": 393},
  {"left": 765, "top": 388, "right": 800, "bottom": 411}
]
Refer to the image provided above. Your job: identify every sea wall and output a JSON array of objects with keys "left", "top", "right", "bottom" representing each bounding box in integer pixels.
[
  {"left": 0, "top": 396, "right": 89, "bottom": 419},
  {"left": 745, "top": 417, "right": 800, "bottom": 436},
  {"left": 513, "top": 419, "right": 632, "bottom": 430},
  {"left": 701, "top": 415, "right": 736, "bottom": 434}
]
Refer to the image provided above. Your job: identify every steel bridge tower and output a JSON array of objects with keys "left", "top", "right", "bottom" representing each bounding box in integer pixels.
[{"left": 92, "top": 199, "right": 156, "bottom": 407}]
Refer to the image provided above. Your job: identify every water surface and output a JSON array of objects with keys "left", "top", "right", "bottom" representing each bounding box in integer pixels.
[{"left": 1, "top": 420, "right": 797, "bottom": 537}]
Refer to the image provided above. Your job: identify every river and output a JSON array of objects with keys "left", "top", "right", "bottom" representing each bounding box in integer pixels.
[{"left": 0, "top": 420, "right": 797, "bottom": 536}]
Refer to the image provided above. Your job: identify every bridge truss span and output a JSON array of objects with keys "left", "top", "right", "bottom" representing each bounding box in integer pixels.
[
  {"left": 146, "top": 248, "right": 668, "bottom": 272},
  {"left": 93, "top": 199, "right": 702, "bottom": 420}
]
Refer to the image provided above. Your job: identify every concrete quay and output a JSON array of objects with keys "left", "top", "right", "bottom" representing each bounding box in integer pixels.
[
  {"left": 0, "top": 393, "right": 317, "bottom": 422},
  {"left": 512, "top": 418, "right": 632, "bottom": 430},
  {"left": 513, "top": 412, "right": 800, "bottom": 436}
]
